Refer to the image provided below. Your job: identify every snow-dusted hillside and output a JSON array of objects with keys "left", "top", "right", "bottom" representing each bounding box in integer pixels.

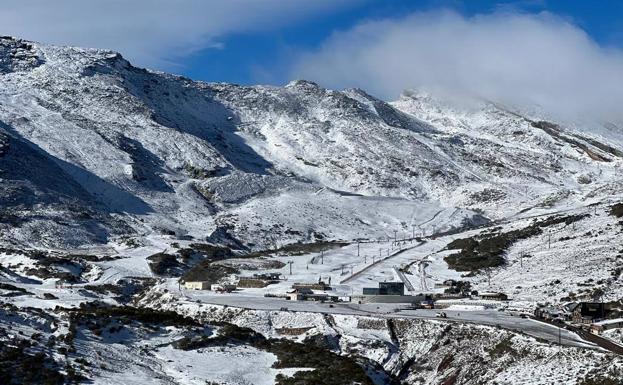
[{"left": 1, "top": 36, "right": 621, "bottom": 251}]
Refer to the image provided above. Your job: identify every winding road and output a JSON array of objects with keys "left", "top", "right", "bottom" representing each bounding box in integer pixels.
[{"left": 174, "top": 289, "right": 598, "bottom": 350}]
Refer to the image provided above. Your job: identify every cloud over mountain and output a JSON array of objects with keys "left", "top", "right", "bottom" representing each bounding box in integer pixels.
[{"left": 293, "top": 10, "right": 623, "bottom": 122}]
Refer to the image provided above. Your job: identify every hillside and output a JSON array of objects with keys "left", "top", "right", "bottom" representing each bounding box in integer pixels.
[
  {"left": 1, "top": 36, "right": 623, "bottom": 385},
  {"left": 1, "top": 36, "right": 621, "bottom": 252}
]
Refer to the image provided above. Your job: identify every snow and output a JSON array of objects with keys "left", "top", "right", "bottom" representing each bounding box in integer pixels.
[
  {"left": 1, "top": 36, "right": 623, "bottom": 385},
  {"left": 151, "top": 345, "right": 281, "bottom": 385}
]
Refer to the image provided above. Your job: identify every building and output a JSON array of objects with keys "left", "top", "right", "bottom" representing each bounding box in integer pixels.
[
  {"left": 184, "top": 281, "right": 210, "bottom": 290},
  {"left": 380, "top": 282, "right": 405, "bottom": 295},
  {"left": 569, "top": 302, "right": 606, "bottom": 324},
  {"left": 362, "top": 282, "right": 404, "bottom": 296},
  {"left": 292, "top": 282, "right": 329, "bottom": 291},
  {"left": 236, "top": 273, "right": 282, "bottom": 288},
  {"left": 477, "top": 292, "right": 508, "bottom": 301},
  {"left": 286, "top": 288, "right": 336, "bottom": 302},
  {"left": 253, "top": 272, "right": 282, "bottom": 281},
  {"left": 590, "top": 319, "right": 623, "bottom": 335},
  {"left": 286, "top": 288, "right": 313, "bottom": 301},
  {"left": 211, "top": 284, "right": 236, "bottom": 292},
  {"left": 534, "top": 306, "right": 563, "bottom": 321},
  {"left": 353, "top": 294, "right": 424, "bottom": 304}
]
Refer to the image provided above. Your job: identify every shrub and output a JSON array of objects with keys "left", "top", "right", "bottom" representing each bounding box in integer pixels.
[
  {"left": 610, "top": 203, "right": 623, "bottom": 218},
  {"left": 445, "top": 214, "right": 588, "bottom": 272}
]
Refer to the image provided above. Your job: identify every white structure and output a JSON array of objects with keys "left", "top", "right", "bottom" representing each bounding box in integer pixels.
[
  {"left": 184, "top": 281, "right": 210, "bottom": 290},
  {"left": 211, "top": 284, "right": 236, "bottom": 292},
  {"left": 590, "top": 318, "right": 623, "bottom": 335}
]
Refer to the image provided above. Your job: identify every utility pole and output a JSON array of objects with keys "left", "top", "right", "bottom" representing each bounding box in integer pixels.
[
  {"left": 321, "top": 250, "right": 324, "bottom": 265},
  {"left": 341, "top": 264, "right": 344, "bottom": 275},
  {"left": 548, "top": 231, "right": 552, "bottom": 249},
  {"left": 364, "top": 254, "right": 367, "bottom": 264},
  {"left": 379, "top": 248, "right": 382, "bottom": 259},
  {"left": 288, "top": 261, "right": 294, "bottom": 275},
  {"left": 357, "top": 241, "right": 360, "bottom": 257}
]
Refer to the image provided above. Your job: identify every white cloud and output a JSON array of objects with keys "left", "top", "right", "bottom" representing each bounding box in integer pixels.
[
  {"left": 0, "top": 0, "right": 356, "bottom": 69},
  {"left": 292, "top": 10, "right": 623, "bottom": 122}
]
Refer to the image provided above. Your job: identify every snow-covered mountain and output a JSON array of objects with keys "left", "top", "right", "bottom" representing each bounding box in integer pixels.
[
  {"left": 2, "top": 37, "right": 623, "bottom": 385},
  {"left": 0, "top": 36, "right": 621, "bottom": 251}
]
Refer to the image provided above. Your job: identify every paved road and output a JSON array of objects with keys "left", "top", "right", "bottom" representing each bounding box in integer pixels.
[{"left": 178, "top": 290, "right": 597, "bottom": 350}]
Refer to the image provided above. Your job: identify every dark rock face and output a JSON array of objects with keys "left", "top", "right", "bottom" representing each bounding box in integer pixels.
[{"left": 0, "top": 37, "right": 44, "bottom": 74}]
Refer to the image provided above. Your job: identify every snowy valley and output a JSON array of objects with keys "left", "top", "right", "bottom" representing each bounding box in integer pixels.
[{"left": 1, "top": 36, "right": 623, "bottom": 385}]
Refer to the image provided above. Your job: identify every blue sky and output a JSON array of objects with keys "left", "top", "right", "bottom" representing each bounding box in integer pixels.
[
  {"left": 181, "top": 0, "right": 623, "bottom": 85},
  {"left": 2, "top": 1, "right": 622, "bottom": 120}
]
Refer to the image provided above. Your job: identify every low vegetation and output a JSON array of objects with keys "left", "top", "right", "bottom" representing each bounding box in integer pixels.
[
  {"left": 610, "top": 203, "right": 623, "bottom": 218},
  {"left": 181, "top": 262, "right": 239, "bottom": 283},
  {"left": 68, "top": 303, "right": 202, "bottom": 329},
  {"left": 0, "top": 339, "right": 65, "bottom": 385},
  {"left": 148, "top": 244, "right": 233, "bottom": 277},
  {"left": 243, "top": 241, "right": 348, "bottom": 258},
  {"left": 445, "top": 214, "right": 588, "bottom": 271},
  {"left": 146, "top": 252, "right": 184, "bottom": 276},
  {"left": 488, "top": 337, "right": 517, "bottom": 358},
  {"left": 175, "top": 322, "right": 375, "bottom": 385}
]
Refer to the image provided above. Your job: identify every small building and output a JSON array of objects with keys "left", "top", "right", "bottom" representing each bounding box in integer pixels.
[
  {"left": 184, "top": 281, "right": 210, "bottom": 290},
  {"left": 286, "top": 288, "right": 313, "bottom": 301},
  {"left": 379, "top": 282, "right": 405, "bottom": 296},
  {"left": 534, "top": 306, "right": 562, "bottom": 321},
  {"left": 477, "top": 292, "right": 508, "bottom": 301},
  {"left": 292, "top": 282, "right": 329, "bottom": 291},
  {"left": 570, "top": 302, "right": 606, "bottom": 324},
  {"left": 362, "top": 281, "right": 404, "bottom": 296},
  {"left": 590, "top": 318, "right": 623, "bottom": 335},
  {"left": 286, "top": 288, "right": 336, "bottom": 302},
  {"left": 211, "top": 284, "right": 236, "bottom": 293},
  {"left": 238, "top": 277, "right": 274, "bottom": 288},
  {"left": 435, "top": 292, "right": 464, "bottom": 299},
  {"left": 253, "top": 272, "right": 282, "bottom": 281},
  {"left": 413, "top": 297, "right": 435, "bottom": 309},
  {"left": 352, "top": 294, "right": 423, "bottom": 304}
]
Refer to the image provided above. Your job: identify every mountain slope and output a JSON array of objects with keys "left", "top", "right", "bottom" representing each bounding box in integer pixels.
[{"left": 0, "top": 36, "right": 621, "bottom": 250}]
